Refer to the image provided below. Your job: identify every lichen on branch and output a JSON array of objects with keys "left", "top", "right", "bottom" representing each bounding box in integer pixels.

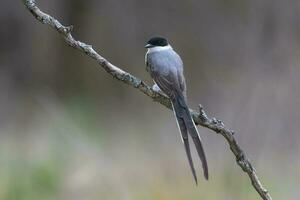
[{"left": 23, "top": 1, "right": 272, "bottom": 199}]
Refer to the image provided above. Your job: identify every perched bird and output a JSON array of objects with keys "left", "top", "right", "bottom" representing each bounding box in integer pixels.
[{"left": 145, "top": 36, "right": 208, "bottom": 183}]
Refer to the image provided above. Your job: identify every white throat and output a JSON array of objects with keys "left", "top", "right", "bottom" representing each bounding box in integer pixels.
[{"left": 147, "top": 45, "right": 172, "bottom": 53}]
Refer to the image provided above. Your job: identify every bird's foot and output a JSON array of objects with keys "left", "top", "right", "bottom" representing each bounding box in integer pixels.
[{"left": 152, "top": 84, "right": 165, "bottom": 95}]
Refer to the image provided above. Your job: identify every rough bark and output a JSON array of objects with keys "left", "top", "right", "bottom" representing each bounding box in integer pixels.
[{"left": 23, "top": 1, "right": 273, "bottom": 199}]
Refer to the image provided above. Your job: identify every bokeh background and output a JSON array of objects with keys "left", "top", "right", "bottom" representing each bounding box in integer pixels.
[{"left": 1, "top": 0, "right": 300, "bottom": 199}]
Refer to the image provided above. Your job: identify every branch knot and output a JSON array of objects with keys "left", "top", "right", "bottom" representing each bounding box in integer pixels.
[{"left": 23, "top": 1, "right": 273, "bottom": 199}]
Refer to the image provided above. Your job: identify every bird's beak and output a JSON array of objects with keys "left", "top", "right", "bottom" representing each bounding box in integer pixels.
[{"left": 145, "top": 44, "right": 153, "bottom": 48}]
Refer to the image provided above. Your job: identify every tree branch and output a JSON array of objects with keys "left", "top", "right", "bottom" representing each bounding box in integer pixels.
[{"left": 23, "top": 0, "right": 272, "bottom": 199}]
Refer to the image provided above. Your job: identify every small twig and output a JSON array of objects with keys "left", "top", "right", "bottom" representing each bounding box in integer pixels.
[{"left": 23, "top": 1, "right": 272, "bottom": 199}]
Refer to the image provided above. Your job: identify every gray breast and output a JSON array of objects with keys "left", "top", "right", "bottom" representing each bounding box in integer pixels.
[{"left": 146, "top": 49, "right": 183, "bottom": 76}]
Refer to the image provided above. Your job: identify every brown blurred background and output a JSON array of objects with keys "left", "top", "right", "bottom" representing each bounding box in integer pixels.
[{"left": 1, "top": 0, "right": 300, "bottom": 199}]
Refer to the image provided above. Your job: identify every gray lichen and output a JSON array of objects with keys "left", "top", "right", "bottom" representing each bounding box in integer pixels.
[{"left": 23, "top": 1, "right": 273, "bottom": 199}]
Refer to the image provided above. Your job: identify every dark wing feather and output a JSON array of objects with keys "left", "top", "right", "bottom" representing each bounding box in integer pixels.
[
  {"left": 146, "top": 50, "right": 208, "bottom": 181},
  {"left": 154, "top": 72, "right": 209, "bottom": 181}
]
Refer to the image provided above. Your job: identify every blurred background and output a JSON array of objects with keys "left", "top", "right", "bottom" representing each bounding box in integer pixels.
[{"left": 1, "top": 0, "right": 300, "bottom": 199}]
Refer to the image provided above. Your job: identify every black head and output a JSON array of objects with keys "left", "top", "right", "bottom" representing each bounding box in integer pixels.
[{"left": 145, "top": 37, "right": 169, "bottom": 48}]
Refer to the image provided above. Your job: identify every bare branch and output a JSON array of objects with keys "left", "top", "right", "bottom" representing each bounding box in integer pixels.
[{"left": 23, "top": 0, "right": 272, "bottom": 199}]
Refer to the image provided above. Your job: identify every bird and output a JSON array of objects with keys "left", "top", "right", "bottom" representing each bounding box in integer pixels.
[{"left": 145, "top": 36, "right": 208, "bottom": 184}]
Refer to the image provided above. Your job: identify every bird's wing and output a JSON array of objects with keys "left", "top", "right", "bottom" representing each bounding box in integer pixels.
[
  {"left": 146, "top": 50, "right": 208, "bottom": 181},
  {"left": 153, "top": 69, "right": 209, "bottom": 181}
]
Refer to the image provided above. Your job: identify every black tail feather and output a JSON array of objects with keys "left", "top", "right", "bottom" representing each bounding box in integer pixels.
[
  {"left": 172, "top": 103, "right": 198, "bottom": 184},
  {"left": 172, "top": 94, "right": 209, "bottom": 181}
]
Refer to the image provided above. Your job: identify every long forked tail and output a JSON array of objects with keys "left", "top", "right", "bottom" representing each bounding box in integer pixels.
[
  {"left": 172, "top": 102, "right": 198, "bottom": 184},
  {"left": 172, "top": 93, "right": 209, "bottom": 181}
]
